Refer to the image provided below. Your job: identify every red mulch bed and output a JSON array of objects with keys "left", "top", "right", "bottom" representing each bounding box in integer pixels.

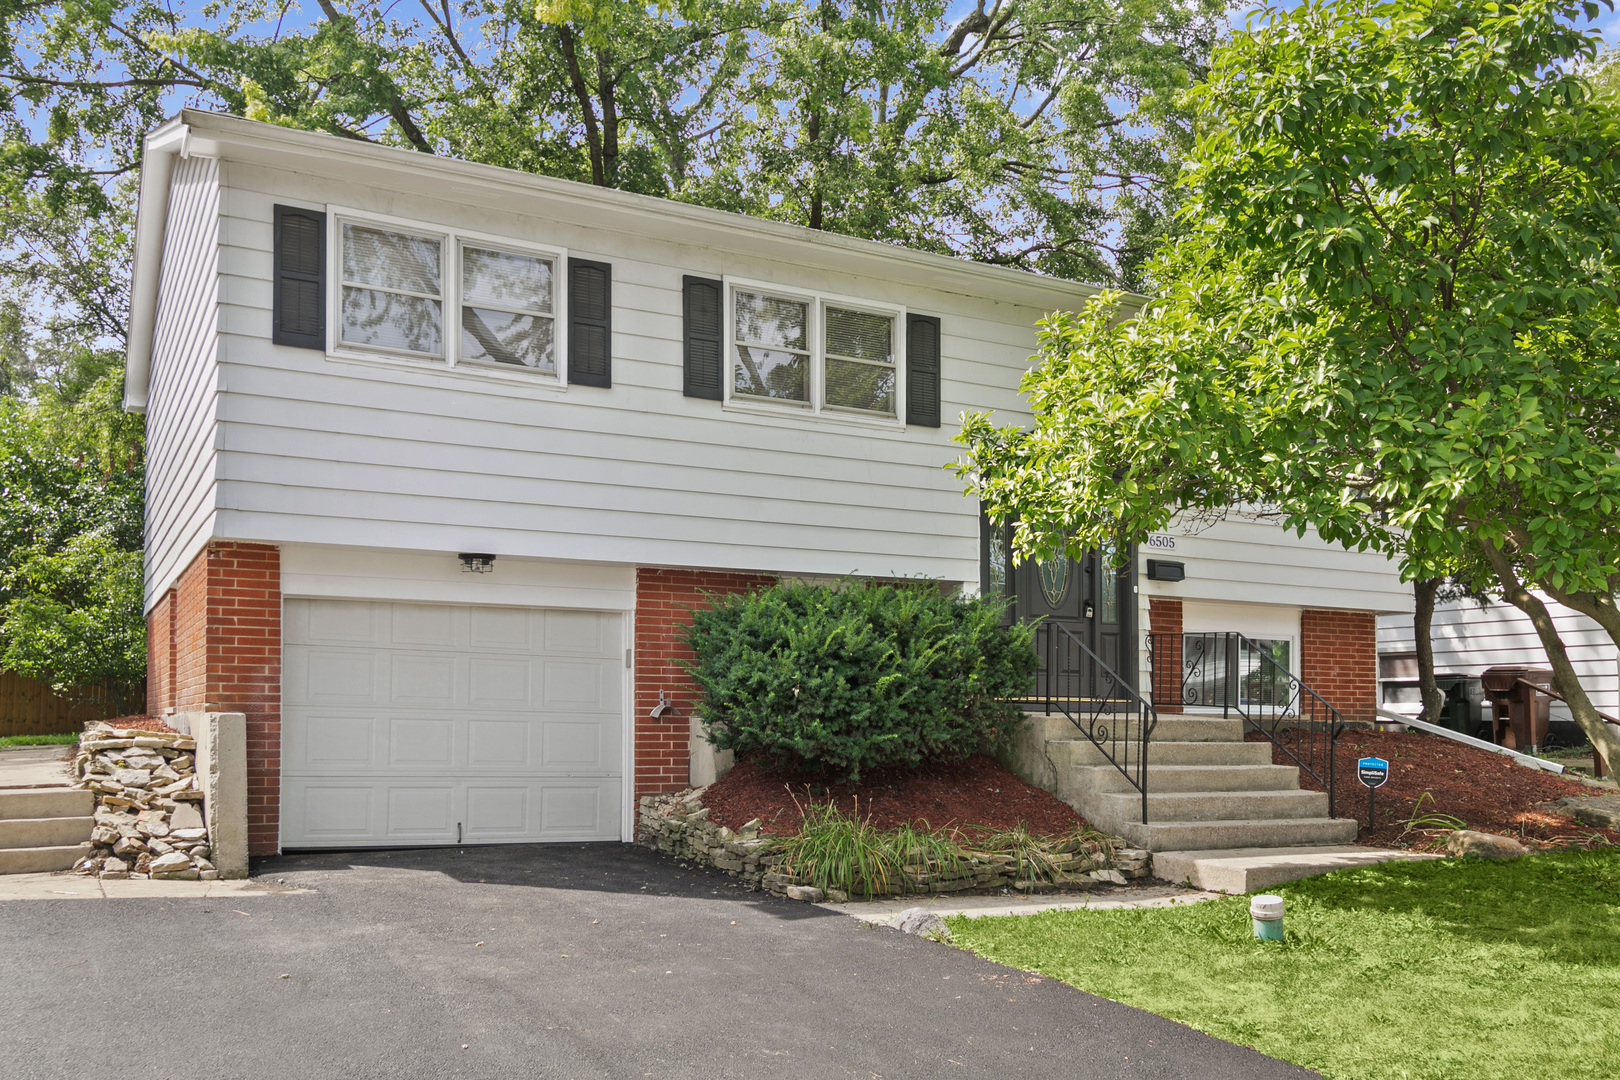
[
  {"left": 701, "top": 754, "right": 1085, "bottom": 838},
  {"left": 97, "top": 715, "right": 179, "bottom": 734},
  {"left": 1249, "top": 729, "right": 1620, "bottom": 848}
]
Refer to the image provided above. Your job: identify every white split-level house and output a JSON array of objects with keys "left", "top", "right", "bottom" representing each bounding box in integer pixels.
[{"left": 124, "top": 110, "right": 1411, "bottom": 857}]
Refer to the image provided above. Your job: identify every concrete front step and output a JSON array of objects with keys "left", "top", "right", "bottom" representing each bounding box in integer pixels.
[
  {"left": 1059, "top": 738, "right": 1274, "bottom": 769},
  {"left": 0, "top": 787, "right": 92, "bottom": 819},
  {"left": 1100, "top": 788, "right": 1330, "bottom": 825},
  {"left": 1152, "top": 845, "right": 1443, "bottom": 894},
  {"left": 1112, "top": 816, "right": 1360, "bottom": 852},
  {"left": 1026, "top": 711, "right": 1244, "bottom": 744},
  {"left": 1085, "top": 763, "right": 1302, "bottom": 795},
  {"left": 0, "top": 816, "right": 93, "bottom": 849},
  {"left": 0, "top": 844, "right": 90, "bottom": 874}
]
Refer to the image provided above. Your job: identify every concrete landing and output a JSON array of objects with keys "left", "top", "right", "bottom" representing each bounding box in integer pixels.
[
  {"left": 0, "top": 746, "right": 75, "bottom": 789},
  {"left": 1152, "top": 845, "right": 1442, "bottom": 894}
]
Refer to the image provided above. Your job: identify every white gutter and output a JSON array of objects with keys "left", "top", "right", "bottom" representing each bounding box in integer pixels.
[
  {"left": 122, "top": 120, "right": 191, "bottom": 414},
  {"left": 1375, "top": 707, "right": 1565, "bottom": 774}
]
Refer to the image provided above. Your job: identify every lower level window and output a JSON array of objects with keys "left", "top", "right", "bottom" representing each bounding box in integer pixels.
[{"left": 1182, "top": 634, "right": 1294, "bottom": 707}]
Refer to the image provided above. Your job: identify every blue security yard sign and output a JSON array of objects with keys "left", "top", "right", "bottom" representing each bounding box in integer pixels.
[
  {"left": 1358, "top": 756, "right": 1390, "bottom": 828},
  {"left": 1358, "top": 757, "right": 1390, "bottom": 788}
]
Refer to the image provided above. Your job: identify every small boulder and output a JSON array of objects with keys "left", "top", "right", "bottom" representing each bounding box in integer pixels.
[
  {"left": 888, "top": 908, "right": 952, "bottom": 942},
  {"left": 149, "top": 851, "right": 192, "bottom": 875},
  {"left": 169, "top": 806, "right": 205, "bottom": 835},
  {"left": 112, "top": 835, "right": 147, "bottom": 858},
  {"left": 824, "top": 888, "right": 850, "bottom": 903},
  {"left": 784, "top": 885, "right": 825, "bottom": 903},
  {"left": 1446, "top": 830, "right": 1528, "bottom": 859}
]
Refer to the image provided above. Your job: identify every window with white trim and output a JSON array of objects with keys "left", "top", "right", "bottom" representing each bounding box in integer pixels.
[
  {"left": 340, "top": 222, "right": 444, "bottom": 357},
  {"left": 459, "top": 243, "right": 557, "bottom": 372},
  {"left": 332, "top": 213, "right": 564, "bottom": 381},
  {"left": 729, "top": 284, "right": 901, "bottom": 419}
]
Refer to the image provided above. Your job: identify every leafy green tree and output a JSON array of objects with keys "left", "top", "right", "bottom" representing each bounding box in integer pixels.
[
  {"left": 956, "top": 0, "right": 1620, "bottom": 767},
  {"left": 0, "top": 371, "right": 145, "bottom": 709},
  {"left": 2, "top": 0, "right": 1219, "bottom": 283}
]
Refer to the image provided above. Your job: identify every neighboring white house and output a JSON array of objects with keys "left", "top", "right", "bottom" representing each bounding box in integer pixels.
[
  {"left": 124, "top": 110, "right": 1411, "bottom": 857},
  {"left": 1378, "top": 596, "right": 1620, "bottom": 732}
]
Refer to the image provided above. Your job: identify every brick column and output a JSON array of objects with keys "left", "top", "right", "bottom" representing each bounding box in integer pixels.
[
  {"left": 1300, "top": 609, "right": 1377, "bottom": 726},
  {"left": 1148, "top": 597, "right": 1183, "bottom": 714},
  {"left": 155, "top": 542, "right": 282, "bottom": 856},
  {"left": 633, "top": 567, "right": 774, "bottom": 802}
]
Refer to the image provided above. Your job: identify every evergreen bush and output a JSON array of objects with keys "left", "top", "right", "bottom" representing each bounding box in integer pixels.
[{"left": 681, "top": 581, "right": 1037, "bottom": 781}]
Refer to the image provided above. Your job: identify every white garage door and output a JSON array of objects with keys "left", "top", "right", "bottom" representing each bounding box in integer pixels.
[{"left": 281, "top": 599, "right": 624, "bottom": 848}]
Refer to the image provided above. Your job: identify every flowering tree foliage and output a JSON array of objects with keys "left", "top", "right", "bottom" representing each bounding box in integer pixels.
[{"left": 957, "top": 0, "right": 1620, "bottom": 766}]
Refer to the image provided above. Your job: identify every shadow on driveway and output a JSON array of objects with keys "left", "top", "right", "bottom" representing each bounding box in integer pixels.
[{"left": 261, "top": 840, "right": 839, "bottom": 919}]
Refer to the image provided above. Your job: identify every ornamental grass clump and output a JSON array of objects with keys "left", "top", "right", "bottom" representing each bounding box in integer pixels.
[
  {"left": 777, "top": 799, "right": 969, "bottom": 899},
  {"left": 682, "top": 580, "right": 1036, "bottom": 781}
]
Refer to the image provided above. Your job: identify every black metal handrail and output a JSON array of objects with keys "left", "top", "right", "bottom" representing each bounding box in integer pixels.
[
  {"left": 1147, "top": 631, "right": 1345, "bottom": 818},
  {"left": 1041, "top": 622, "right": 1157, "bottom": 824}
]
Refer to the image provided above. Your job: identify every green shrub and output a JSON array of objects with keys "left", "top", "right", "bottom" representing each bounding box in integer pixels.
[{"left": 681, "top": 580, "right": 1037, "bottom": 781}]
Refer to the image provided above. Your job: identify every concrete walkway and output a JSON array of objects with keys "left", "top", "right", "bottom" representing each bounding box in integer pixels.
[
  {"left": 0, "top": 745, "right": 75, "bottom": 789},
  {"left": 825, "top": 883, "right": 1225, "bottom": 923},
  {"left": 0, "top": 869, "right": 300, "bottom": 900},
  {"left": 1, "top": 843, "right": 1314, "bottom": 1080}
]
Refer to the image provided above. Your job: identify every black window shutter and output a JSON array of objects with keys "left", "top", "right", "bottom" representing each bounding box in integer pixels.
[
  {"left": 683, "top": 275, "right": 724, "bottom": 400},
  {"left": 568, "top": 258, "right": 612, "bottom": 387},
  {"left": 272, "top": 205, "right": 326, "bottom": 349},
  {"left": 906, "top": 313, "right": 942, "bottom": 427}
]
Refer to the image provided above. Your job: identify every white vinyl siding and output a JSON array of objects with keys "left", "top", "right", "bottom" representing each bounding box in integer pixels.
[
  {"left": 208, "top": 162, "right": 1018, "bottom": 582},
  {"left": 133, "top": 113, "right": 1407, "bottom": 612},
  {"left": 1378, "top": 597, "right": 1620, "bottom": 720},
  {"left": 143, "top": 154, "right": 221, "bottom": 611}
]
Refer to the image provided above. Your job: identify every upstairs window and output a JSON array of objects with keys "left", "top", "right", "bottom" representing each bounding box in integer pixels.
[
  {"left": 328, "top": 210, "right": 581, "bottom": 384},
  {"left": 460, "top": 244, "right": 557, "bottom": 373},
  {"left": 340, "top": 223, "right": 444, "bottom": 357},
  {"left": 728, "top": 283, "right": 901, "bottom": 421}
]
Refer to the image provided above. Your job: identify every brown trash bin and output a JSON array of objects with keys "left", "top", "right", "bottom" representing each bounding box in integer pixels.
[{"left": 1480, "top": 667, "right": 1554, "bottom": 752}]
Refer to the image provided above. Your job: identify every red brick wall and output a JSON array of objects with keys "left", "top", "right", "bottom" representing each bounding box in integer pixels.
[
  {"left": 634, "top": 567, "right": 775, "bottom": 801},
  {"left": 1147, "top": 597, "right": 1183, "bottom": 714},
  {"left": 145, "top": 589, "right": 175, "bottom": 715},
  {"left": 174, "top": 549, "right": 209, "bottom": 711},
  {"left": 206, "top": 544, "right": 282, "bottom": 855},
  {"left": 1300, "top": 608, "right": 1377, "bottom": 726},
  {"left": 144, "top": 542, "right": 282, "bottom": 856}
]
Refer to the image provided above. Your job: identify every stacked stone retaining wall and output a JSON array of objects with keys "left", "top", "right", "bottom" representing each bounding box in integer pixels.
[
  {"left": 67, "top": 723, "right": 219, "bottom": 880},
  {"left": 638, "top": 788, "right": 1150, "bottom": 899}
]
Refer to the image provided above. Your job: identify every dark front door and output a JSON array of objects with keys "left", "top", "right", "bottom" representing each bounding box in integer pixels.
[{"left": 982, "top": 513, "right": 1134, "bottom": 699}]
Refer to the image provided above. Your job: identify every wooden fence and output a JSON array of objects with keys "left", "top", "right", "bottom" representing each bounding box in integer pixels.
[{"left": 0, "top": 671, "right": 142, "bottom": 738}]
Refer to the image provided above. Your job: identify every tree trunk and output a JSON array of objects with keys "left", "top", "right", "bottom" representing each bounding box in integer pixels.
[
  {"left": 1413, "top": 577, "right": 1445, "bottom": 725},
  {"left": 557, "top": 26, "right": 605, "bottom": 186},
  {"left": 597, "top": 51, "right": 620, "bottom": 187},
  {"left": 1539, "top": 579, "right": 1620, "bottom": 655},
  {"left": 1476, "top": 535, "right": 1620, "bottom": 774}
]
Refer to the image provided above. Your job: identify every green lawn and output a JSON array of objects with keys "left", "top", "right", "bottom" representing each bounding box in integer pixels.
[
  {"left": 948, "top": 852, "right": 1620, "bottom": 1080},
  {"left": 0, "top": 732, "right": 79, "bottom": 750}
]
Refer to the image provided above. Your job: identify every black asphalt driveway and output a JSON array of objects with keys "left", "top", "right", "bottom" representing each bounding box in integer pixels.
[{"left": 0, "top": 843, "right": 1313, "bottom": 1079}]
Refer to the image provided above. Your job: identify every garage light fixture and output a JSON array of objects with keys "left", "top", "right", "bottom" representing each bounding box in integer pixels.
[{"left": 458, "top": 552, "right": 497, "bottom": 574}]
